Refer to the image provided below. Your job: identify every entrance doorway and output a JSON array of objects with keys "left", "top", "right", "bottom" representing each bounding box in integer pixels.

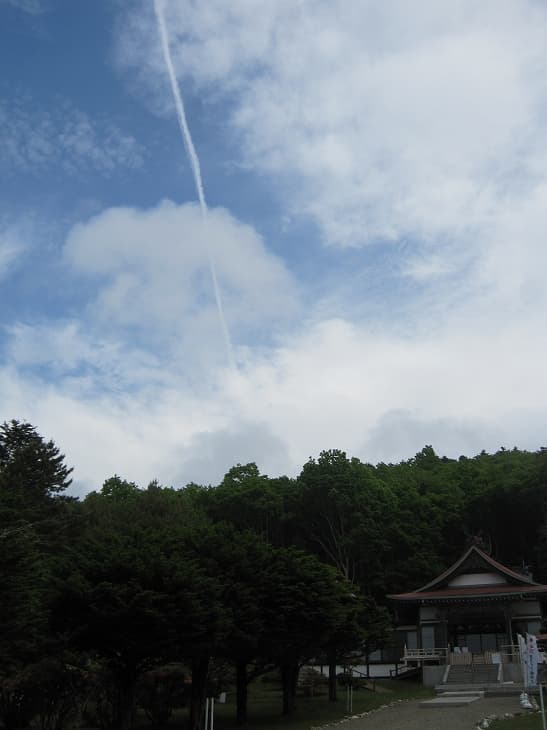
[{"left": 451, "top": 622, "right": 506, "bottom": 653}]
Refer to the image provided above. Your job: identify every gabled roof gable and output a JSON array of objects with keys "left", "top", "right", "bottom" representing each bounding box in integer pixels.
[{"left": 414, "top": 545, "right": 536, "bottom": 593}]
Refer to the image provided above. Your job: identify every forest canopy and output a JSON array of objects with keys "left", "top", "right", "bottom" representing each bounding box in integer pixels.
[{"left": 1, "top": 418, "right": 546, "bottom": 730}]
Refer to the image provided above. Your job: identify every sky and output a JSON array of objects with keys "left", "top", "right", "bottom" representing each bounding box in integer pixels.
[{"left": 2, "top": 0, "right": 547, "bottom": 496}]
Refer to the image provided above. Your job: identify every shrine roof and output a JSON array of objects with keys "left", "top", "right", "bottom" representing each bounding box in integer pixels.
[
  {"left": 389, "top": 583, "right": 547, "bottom": 603},
  {"left": 389, "top": 544, "right": 547, "bottom": 603}
]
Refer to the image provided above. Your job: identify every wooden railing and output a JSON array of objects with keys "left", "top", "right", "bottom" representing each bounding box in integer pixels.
[
  {"left": 450, "top": 645, "right": 521, "bottom": 665},
  {"left": 403, "top": 646, "right": 448, "bottom": 663},
  {"left": 500, "top": 644, "right": 521, "bottom": 663},
  {"left": 390, "top": 664, "right": 421, "bottom": 678},
  {"left": 402, "top": 644, "right": 522, "bottom": 666}
]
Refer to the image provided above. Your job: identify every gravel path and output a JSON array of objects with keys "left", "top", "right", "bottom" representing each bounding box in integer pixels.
[{"left": 331, "top": 696, "right": 526, "bottom": 730}]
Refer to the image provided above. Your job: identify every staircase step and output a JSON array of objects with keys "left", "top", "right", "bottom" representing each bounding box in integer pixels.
[{"left": 445, "top": 664, "right": 499, "bottom": 685}]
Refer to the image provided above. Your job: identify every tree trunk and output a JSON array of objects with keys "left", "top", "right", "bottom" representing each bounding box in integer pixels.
[
  {"left": 0, "top": 687, "right": 33, "bottom": 730},
  {"left": 328, "top": 651, "right": 337, "bottom": 702},
  {"left": 235, "top": 661, "right": 248, "bottom": 725},
  {"left": 114, "top": 668, "right": 137, "bottom": 730},
  {"left": 280, "top": 662, "right": 298, "bottom": 716},
  {"left": 188, "top": 657, "right": 209, "bottom": 730}
]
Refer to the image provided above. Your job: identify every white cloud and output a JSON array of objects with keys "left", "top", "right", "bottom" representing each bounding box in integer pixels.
[
  {"left": 2, "top": 310, "right": 547, "bottom": 494},
  {"left": 3, "top": 0, "right": 45, "bottom": 14},
  {"left": 110, "top": 0, "right": 547, "bottom": 386},
  {"left": 0, "top": 226, "right": 26, "bottom": 279},
  {"left": 0, "top": 96, "right": 144, "bottom": 175},
  {"left": 1, "top": 196, "right": 544, "bottom": 491},
  {"left": 6, "top": 321, "right": 168, "bottom": 393},
  {"left": 63, "top": 200, "right": 298, "bottom": 365},
  {"left": 223, "top": 315, "right": 547, "bottom": 468},
  {"left": 401, "top": 255, "right": 454, "bottom": 282},
  {"left": 362, "top": 410, "right": 504, "bottom": 465},
  {"left": 2, "top": 196, "right": 295, "bottom": 393},
  {"left": 3, "top": 3, "right": 547, "bottom": 493},
  {"left": 177, "top": 420, "right": 291, "bottom": 485},
  {"left": 478, "top": 184, "right": 547, "bottom": 306},
  {"left": 116, "top": 0, "right": 547, "bottom": 324}
]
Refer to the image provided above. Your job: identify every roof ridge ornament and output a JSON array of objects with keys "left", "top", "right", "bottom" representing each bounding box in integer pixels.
[{"left": 466, "top": 531, "right": 492, "bottom": 556}]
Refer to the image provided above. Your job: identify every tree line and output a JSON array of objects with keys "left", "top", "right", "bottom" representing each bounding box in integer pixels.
[{"left": 2, "top": 419, "right": 547, "bottom": 730}]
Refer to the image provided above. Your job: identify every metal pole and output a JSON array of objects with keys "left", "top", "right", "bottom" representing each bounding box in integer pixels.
[
  {"left": 204, "top": 698, "right": 209, "bottom": 730},
  {"left": 540, "top": 683, "right": 546, "bottom": 730},
  {"left": 211, "top": 698, "right": 215, "bottom": 730}
]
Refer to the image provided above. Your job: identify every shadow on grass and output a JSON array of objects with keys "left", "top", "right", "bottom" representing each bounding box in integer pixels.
[
  {"left": 138, "top": 680, "right": 434, "bottom": 730},
  {"left": 491, "top": 713, "right": 543, "bottom": 730}
]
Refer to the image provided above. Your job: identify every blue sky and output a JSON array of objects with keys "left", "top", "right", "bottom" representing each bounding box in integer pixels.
[{"left": 2, "top": 0, "right": 547, "bottom": 495}]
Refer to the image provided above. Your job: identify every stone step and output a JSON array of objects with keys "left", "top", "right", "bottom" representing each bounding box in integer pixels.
[
  {"left": 435, "top": 683, "right": 524, "bottom": 694},
  {"left": 445, "top": 664, "right": 499, "bottom": 685},
  {"left": 421, "top": 692, "right": 483, "bottom": 708}
]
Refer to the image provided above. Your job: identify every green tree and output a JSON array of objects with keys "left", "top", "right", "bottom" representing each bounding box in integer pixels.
[
  {"left": 463, "top": 447, "right": 544, "bottom": 568},
  {"left": 259, "top": 548, "right": 360, "bottom": 716},
  {"left": 206, "top": 463, "right": 297, "bottom": 547},
  {"left": 0, "top": 420, "right": 72, "bottom": 510},
  {"left": 0, "top": 522, "right": 45, "bottom": 663},
  {"left": 0, "top": 421, "right": 74, "bottom": 730},
  {"left": 212, "top": 529, "right": 273, "bottom": 725},
  {"left": 55, "top": 480, "right": 230, "bottom": 730},
  {"left": 296, "top": 450, "right": 394, "bottom": 594}
]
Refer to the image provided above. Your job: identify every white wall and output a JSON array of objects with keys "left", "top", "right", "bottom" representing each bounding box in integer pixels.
[{"left": 448, "top": 572, "right": 507, "bottom": 587}]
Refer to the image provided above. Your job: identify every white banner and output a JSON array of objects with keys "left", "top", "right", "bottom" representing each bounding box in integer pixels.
[{"left": 527, "top": 633, "right": 539, "bottom": 687}]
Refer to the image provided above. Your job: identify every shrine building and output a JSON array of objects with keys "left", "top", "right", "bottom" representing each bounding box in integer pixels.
[{"left": 389, "top": 544, "right": 547, "bottom": 686}]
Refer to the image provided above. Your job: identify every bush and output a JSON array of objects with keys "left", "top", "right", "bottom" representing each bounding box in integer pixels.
[{"left": 136, "top": 665, "right": 188, "bottom": 728}]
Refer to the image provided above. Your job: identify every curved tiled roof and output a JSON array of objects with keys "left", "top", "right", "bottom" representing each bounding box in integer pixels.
[
  {"left": 388, "top": 545, "right": 547, "bottom": 603},
  {"left": 389, "top": 583, "right": 547, "bottom": 602},
  {"left": 416, "top": 545, "right": 536, "bottom": 592}
]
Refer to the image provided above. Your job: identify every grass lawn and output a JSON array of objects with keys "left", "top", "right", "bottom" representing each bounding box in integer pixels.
[
  {"left": 157, "top": 679, "right": 434, "bottom": 730},
  {"left": 491, "top": 714, "right": 544, "bottom": 730}
]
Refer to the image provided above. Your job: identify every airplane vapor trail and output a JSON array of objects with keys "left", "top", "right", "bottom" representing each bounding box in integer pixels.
[{"left": 153, "top": 0, "right": 235, "bottom": 369}]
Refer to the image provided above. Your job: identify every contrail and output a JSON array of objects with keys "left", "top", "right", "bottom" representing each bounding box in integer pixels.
[{"left": 153, "top": 0, "right": 235, "bottom": 369}]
